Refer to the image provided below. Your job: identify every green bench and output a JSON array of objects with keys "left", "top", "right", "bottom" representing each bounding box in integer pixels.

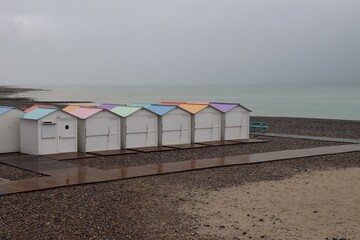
[{"left": 250, "top": 121, "right": 269, "bottom": 133}]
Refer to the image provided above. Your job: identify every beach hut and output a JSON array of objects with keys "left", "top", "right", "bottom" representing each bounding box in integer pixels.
[
  {"left": 179, "top": 103, "right": 222, "bottom": 143},
  {"left": 0, "top": 106, "right": 23, "bottom": 153},
  {"left": 143, "top": 104, "right": 192, "bottom": 146},
  {"left": 110, "top": 106, "right": 158, "bottom": 149},
  {"left": 63, "top": 106, "right": 121, "bottom": 152},
  {"left": 20, "top": 107, "right": 77, "bottom": 155},
  {"left": 210, "top": 102, "right": 251, "bottom": 140}
]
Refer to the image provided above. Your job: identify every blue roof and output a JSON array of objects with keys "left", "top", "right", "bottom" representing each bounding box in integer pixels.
[
  {"left": 21, "top": 108, "right": 58, "bottom": 120},
  {"left": 130, "top": 103, "right": 153, "bottom": 107},
  {"left": 144, "top": 105, "right": 176, "bottom": 116},
  {"left": 0, "top": 106, "right": 15, "bottom": 116}
]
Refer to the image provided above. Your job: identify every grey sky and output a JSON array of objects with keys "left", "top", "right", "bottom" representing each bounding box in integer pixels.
[{"left": 1, "top": 0, "right": 359, "bottom": 85}]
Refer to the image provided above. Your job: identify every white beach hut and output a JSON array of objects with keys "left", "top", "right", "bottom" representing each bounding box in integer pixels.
[
  {"left": 210, "top": 102, "right": 251, "bottom": 140},
  {"left": 142, "top": 104, "right": 192, "bottom": 146},
  {"left": 110, "top": 106, "right": 158, "bottom": 149},
  {"left": 20, "top": 107, "right": 78, "bottom": 155},
  {"left": 179, "top": 103, "right": 222, "bottom": 143},
  {"left": 63, "top": 106, "right": 121, "bottom": 152},
  {"left": 0, "top": 106, "right": 23, "bottom": 153}
]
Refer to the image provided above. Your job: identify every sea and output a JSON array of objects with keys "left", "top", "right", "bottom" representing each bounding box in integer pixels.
[{"left": 9, "top": 83, "right": 360, "bottom": 121}]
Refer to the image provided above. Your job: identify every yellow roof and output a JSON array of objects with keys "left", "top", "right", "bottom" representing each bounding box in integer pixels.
[
  {"left": 63, "top": 105, "right": 80, "bottom": 113},
  {"left": 179, "top": 103, "right": 208, "bottom": 114}
]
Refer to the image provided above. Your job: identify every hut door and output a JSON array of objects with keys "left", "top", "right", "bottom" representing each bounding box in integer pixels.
[
  {"left": 225, "top": 110, "right": 242, "bottom": 140},
  {"left": 107, "top": 118, "right": 120, "bottom": 150},
  {"left": 126, "top": 116, "right": 147, "bottom": 148},
  {"left": 162, "top": 114, "right": 184, "bottom": 145},
  {"left": 58, "top": 119, "right": 76, "bottom": 153},
  {"left": 145, "top": 115, "right": 157, "bottom": 147},
  {"left": 86, "top": 118, "right": 109, "bottom": 151},
  {"left": 210, "top": 112, "right": 221, "bottom": 141},
  {"left": 239, "top": 111, "right": 249, "bottom": 139},
  {"left": 179, "top": 115, "right": 191, "bottom": 144},
  {"left": 194, "top": 113, "right": 212, "bottom": 142}
]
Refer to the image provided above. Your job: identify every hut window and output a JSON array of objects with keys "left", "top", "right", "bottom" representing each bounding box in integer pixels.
[{"left": 41, "top": 123, "right": 56, "bottom": 139}]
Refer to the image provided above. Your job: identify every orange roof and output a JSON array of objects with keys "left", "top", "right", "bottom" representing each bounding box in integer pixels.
[
  {"left": 179, "top": 103, "right": 208, "bottom": 114},
  {"left": 63, "top": 105, "right": 80, "bottom": 113}
]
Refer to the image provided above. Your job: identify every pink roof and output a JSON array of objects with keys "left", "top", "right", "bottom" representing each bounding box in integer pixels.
[{"left": 67, "top": 107, "right": 103, "bottom": 119}]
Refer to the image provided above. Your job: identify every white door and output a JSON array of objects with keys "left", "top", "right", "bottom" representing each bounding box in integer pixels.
[
  {"left": 180, "top": 115, "right": 191, "bottom": 144},
  {"left": 108, "top": 118, "right": 120, "bottom": 150},
  {"left": 210, "top": 112, "right": 221, "bottom": 141},
  {"left": 162, "top": 114, "right": 191, "bottom": 145},
  {"left": 126, "top": 116, "right": 147, "bottom": 148},
  {"left": 225, "top": 111, "right": 241, "bottom": 140},
  {"left": 239, "top": 111, "right": 249, "bottom": 139},
  {"left": 58, "top": 119, "right": 77, "bottom": 153},
  {"left": 162, "top": 114, "right": 182, "bottom": 145},
  {"left": 86, "top": 118, "right": 109, "bottom": 151},
  {"left": 145, "top": 115, "right": 157, "bottom": 147},
  {"left": 195, "top": 112, "right": 221, "bottom": 142}
]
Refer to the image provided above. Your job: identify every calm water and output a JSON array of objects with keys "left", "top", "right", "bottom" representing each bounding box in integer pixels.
[{"left": 10, "top": 83, "right": 360, "bottom": 121}]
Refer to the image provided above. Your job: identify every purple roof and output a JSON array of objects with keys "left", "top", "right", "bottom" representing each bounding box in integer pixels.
[
  {"left": 98, "top": 103, "right": 123, "bottom": 111},
  {"left": 210, "top": 103, "right": 238, "bottom": 113}
]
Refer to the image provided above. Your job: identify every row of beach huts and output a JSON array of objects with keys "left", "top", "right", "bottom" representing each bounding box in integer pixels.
[{"left": 0, "top": 102, "right": 251, "bottom": 155}]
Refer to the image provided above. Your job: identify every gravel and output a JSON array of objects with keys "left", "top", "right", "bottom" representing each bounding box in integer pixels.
[
  {"left": 66, "top": 136, "right": 343, "bottom": 169},
  {"left": 251, "top": 116, "right": 360, "bottom": 139},
  {"left": 0, "top": 116, "right": 360, "bottom": 239}
]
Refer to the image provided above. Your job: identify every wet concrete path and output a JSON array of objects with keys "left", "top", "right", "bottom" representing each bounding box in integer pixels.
[
  {"left": 1, "top": 143, "right": 360, "bottom": 196},
  {"left": 251, "top": 132, "right": 360, "bottom": 143}
]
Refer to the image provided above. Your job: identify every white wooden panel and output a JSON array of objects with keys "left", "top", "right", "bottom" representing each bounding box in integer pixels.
[
  {"left": 225, "top": 126, "right": 241, "bottom": 140},
  {"left": 108, "top": 118, "right": 120, "bottom": 150},
  {"left": 195, "top": 113, "right": 212, "bottom": 128},
  {"left": 239, "top": 125, "right": 249, "bottom": 139},
  {"left": 146, "top": 132, "right": 157, "bottom": 147},
  {"left": 86, "top": 118, "right": 109, "bottom": 136},
  {"left": 195, "top": 129, "right": 212, "bottom": 142},
  {"left": 211, "top": 127, "right": 221, "bottom": 141},
  {"left": 211, "top": 112, "right": 221, "bottom": 127},
  {"left": 108, "top": 134, "right": 120, "bottom": 150},
  {"left": 127, "top": 116, "right": 147, "bottom": 133},
  {"left": 58, "top": 119, "right": 77, "bottom": 153},
  {"left": 181, "top": 115, "right": 190, "bottom": 130},
  {"left": 146, "top": 116, "right": 157, "bottom": 132},
  {"left": 58, "top": 119, "right": 76, "bottom": 138},
  {"left": 86, "top": 136, "right": 108, "bottom": 151},
  {"left": 163, "top": 115, "right": 181, "bottom": 131},
  {"left": 39, "top": 137, "right": 58, "bottom": 154},
  {"left": 126, "top": 133, "right": 146, "bottom": 148},
  {"left": 240, "top": 112, "right": 249, "bottom": 126},
  {"left": 162, "top": 131, "right": 180, "bottom": 145},
  {"left": 41, "top": 124, "right": 56, "bottom": 139},
  {"left": 226, "top": 111, "right": 242, "bottom": 127},
  {"left": 180, "top": 129, "right": 191, "bottom": 144},
  {"left": 109, "top": 118, "right": 119, "bottom": 134}
]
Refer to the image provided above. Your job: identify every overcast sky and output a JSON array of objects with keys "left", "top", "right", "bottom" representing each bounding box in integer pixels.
[{"left": 1, "top": 0, "right": 359, "bottom": 86}]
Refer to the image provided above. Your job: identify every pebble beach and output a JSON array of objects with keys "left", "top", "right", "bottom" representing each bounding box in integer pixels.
[{"left": 1, "top": 87, "right": 359, "bottom": 240}]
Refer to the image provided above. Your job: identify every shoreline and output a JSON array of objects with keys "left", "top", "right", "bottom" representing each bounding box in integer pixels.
[
  {"left": 0, "top": 86, "right": 93, "bottom": 108},
  {"left": 1, "top": 85, "right": 359, "bottom": 122}
]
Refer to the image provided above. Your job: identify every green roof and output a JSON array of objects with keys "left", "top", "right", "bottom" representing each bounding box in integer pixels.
[{"left": 110, "top": 106, "right": 142, "bottom": 117}]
